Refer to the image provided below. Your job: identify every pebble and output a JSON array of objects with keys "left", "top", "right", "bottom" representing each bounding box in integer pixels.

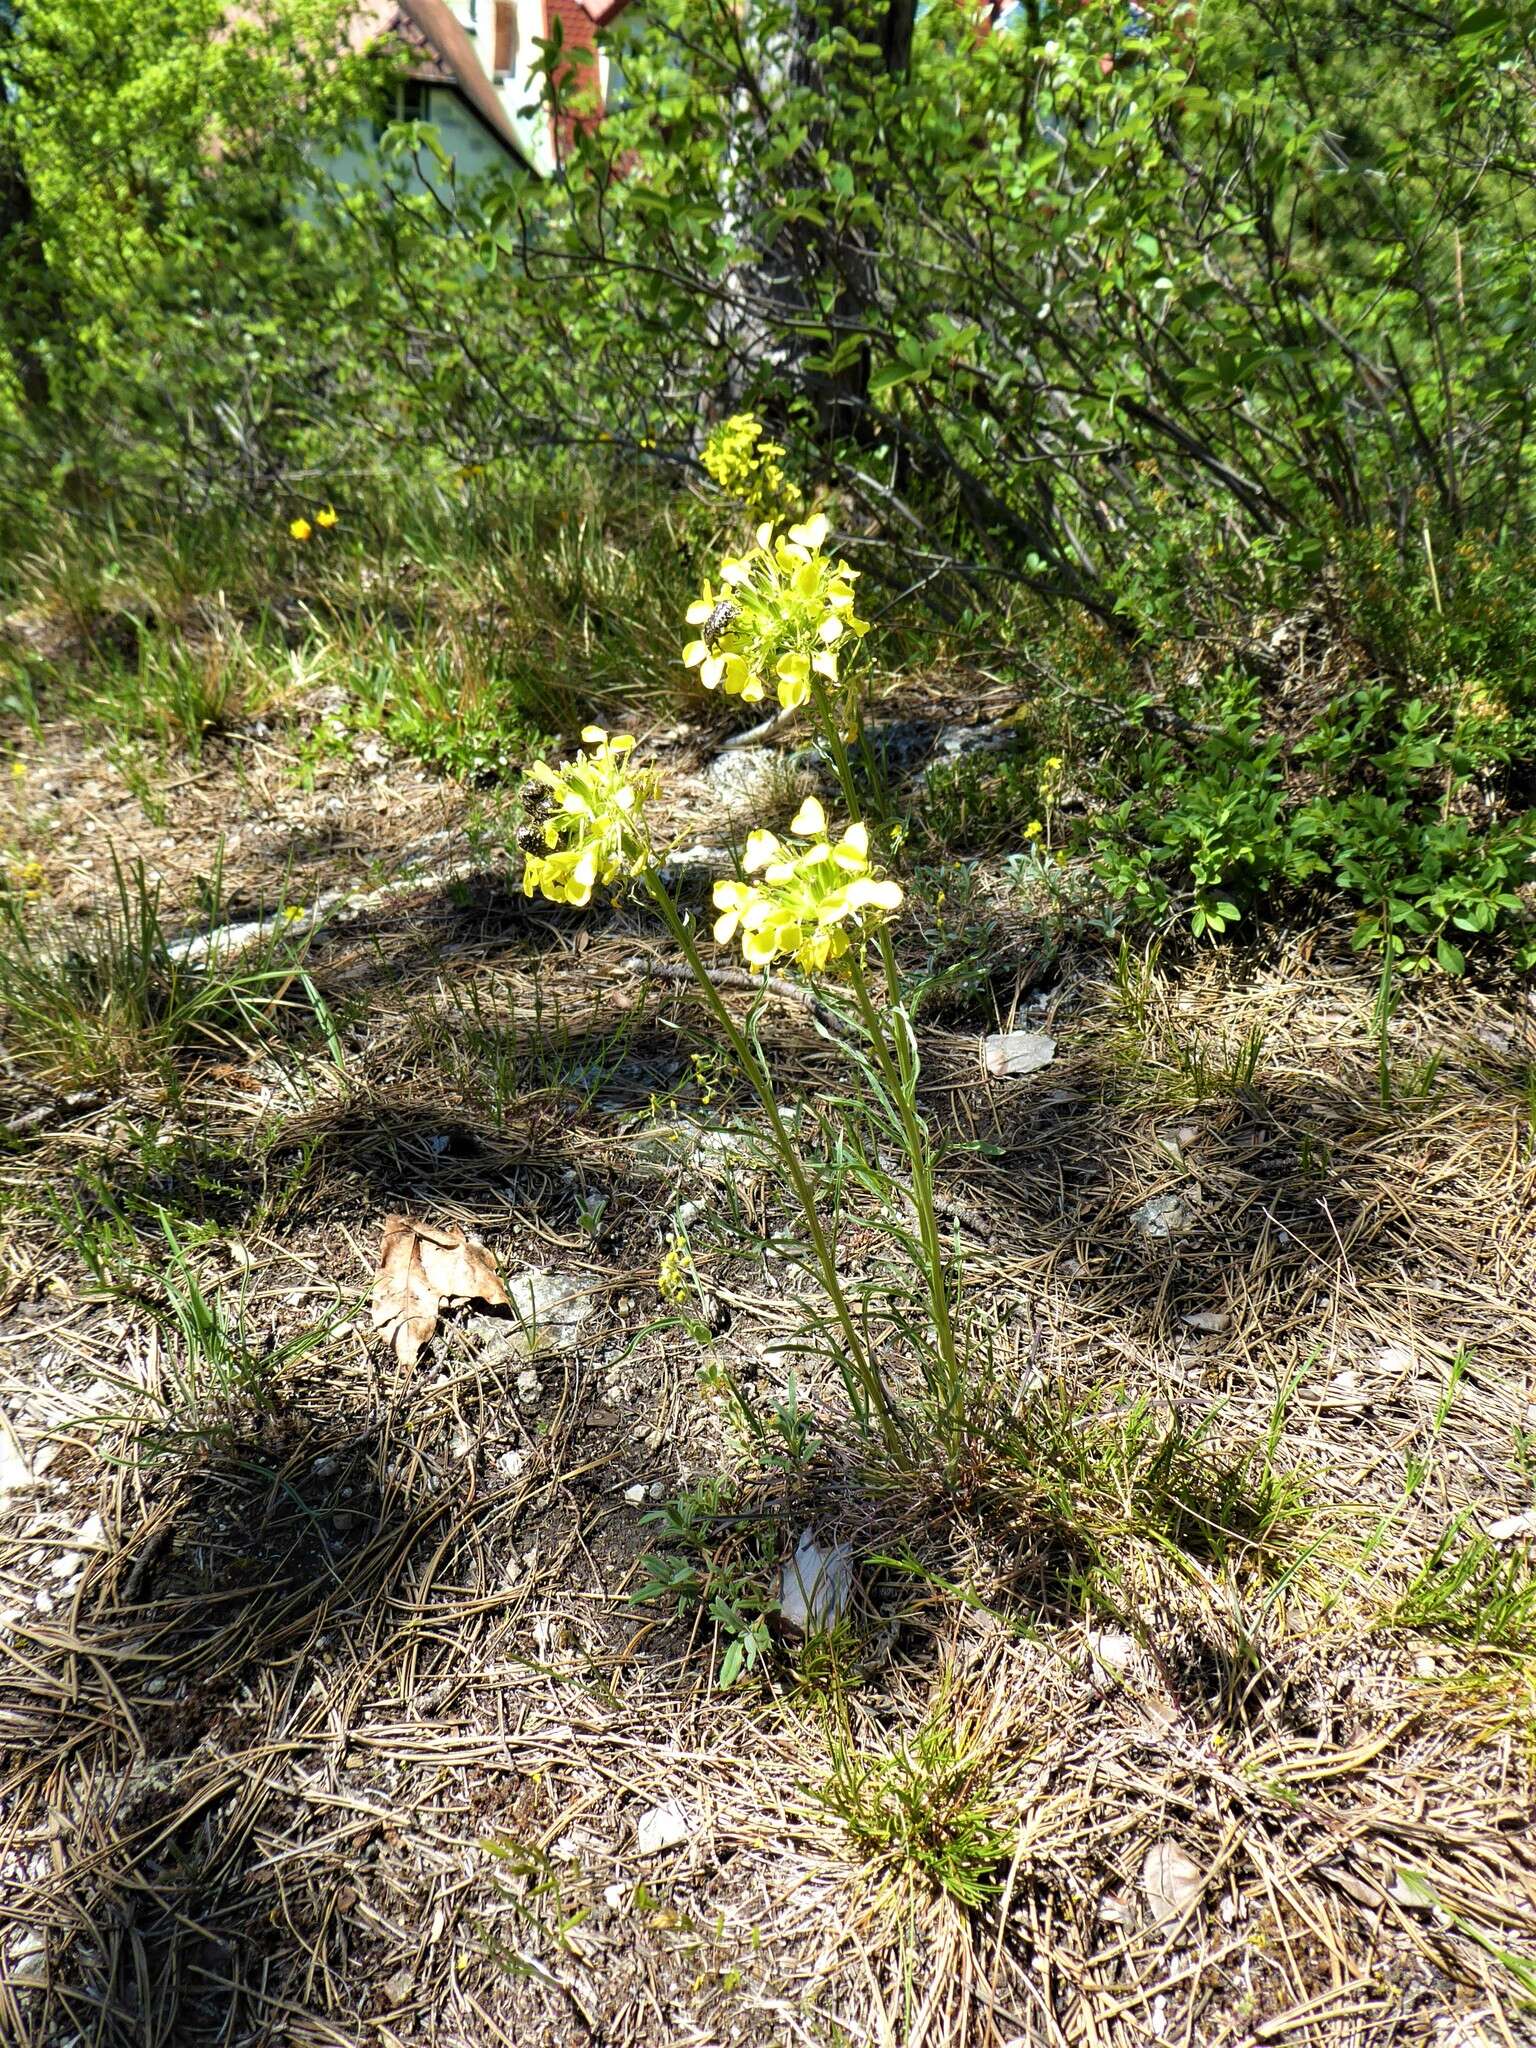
[
  {"left": 1086, "top": 1629, "right": 1138, "bottom": 1691},
  {"left": 635, "top": 1799, "right": 694, "bottom": 1857},
  {"left": 777, "top": 1531, "right": 854, "bottom": 1636},
  {"left": 1133, "top": 1190, "right": 1195, "bottom": 1241},
  {"left": 980, "top": 1029, "right": 1057, "bottom": 1079}
]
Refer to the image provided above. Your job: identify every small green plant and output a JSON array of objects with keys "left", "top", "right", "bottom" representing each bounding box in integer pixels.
[
  {"left": 134, "top": 626, "right": 275, "bottom": 758},
  {"left": 0, "top": 849, "right": 338, "bottom": 1086},
  {"left": 152, "top": 1212, "right": 280, "bottom": 1430},
  {"left": 992, "top": 1379, "right": 1306, "bottom": 1583},
  {"left": 67, "top": 1208, "right": 332, "bottom": 1444},
  {"left": 1392, "top": 1518, "right": 1536, "bottom": 1655},
  {"left": 632, "top": 1484, "right": 779, "bottom": 1689},
  {"left": 1089, "top": 675, "right": 1536, "bottom": 970},
  {"left": 820, "top": 1709, "right": 1013, "bottom": 1910}
]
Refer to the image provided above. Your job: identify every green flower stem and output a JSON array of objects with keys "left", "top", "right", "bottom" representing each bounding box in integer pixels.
[
  {"left": 640, "top": 868, "right": 907, "bottom": 1460},
  {"left": 844, "top": 946, "right": 965, "bottom": 1449},
  {"left": 804, "top": 669, "right": 966, "bottom": 1451}
]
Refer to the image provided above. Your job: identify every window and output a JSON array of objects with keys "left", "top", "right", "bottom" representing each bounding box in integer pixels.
[{"left": 493, "top": 1, "right": 516, "bottom": 77}]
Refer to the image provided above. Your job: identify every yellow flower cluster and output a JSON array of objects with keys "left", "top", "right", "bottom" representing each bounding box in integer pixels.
[
  {"left": 657, "top": 1234, "right": 692, "bottom": 1303},
  {"left": 712, "top": 797, "right": 902, "bottom": 974},
  {"left": 2, "top": 852, "right": 45, "bottom": 900},
  {"left": 700, "top": 412, "right": 794, "bottom": 521},
  {"left": 519, "top": 727, "right": 656, "bottom": 907},
  {"left": 682, "top": 513, "right": 869, "bottom": 715},
  {"left": 289, "top": 506, "right": 338, "bottom": 542}
]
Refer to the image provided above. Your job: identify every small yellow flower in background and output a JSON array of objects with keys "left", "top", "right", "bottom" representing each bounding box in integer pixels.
[
  {"left": 316, "top": 505, "right": 338, "bottom": 529},
  {"left": 1023, "top": 819, "right": 1044, "bottom": 841},
  {"left": 289, "top": 516, "right": 312, "bottom": 542},
  {"left": 9, "top": 760, "right": 24, "bottom": 781},
  {"left": 280, "top": 904, "right": 308, "bottom": 924},
  {"left": 518, "top": 727, "right": 657, "bottom": 908},
  {"left": 701, "top": 412, "right": 795, "bottom": 522},
  {"left": 1040, "top": 755, "right": 1065, "bottom": 803},
  {"left": 712, "top": 795, "right": 903, "bottom": 976},
  {"left": 4, "top": 853, "right": 45, "bottom": 898},
  {"left": 682, "top": 514, "right": 869, "bottom": 718}
]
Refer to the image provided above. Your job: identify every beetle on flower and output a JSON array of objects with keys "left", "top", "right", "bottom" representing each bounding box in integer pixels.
[{"left": 682, "top": 514, "right": 869, "bottom": 716}]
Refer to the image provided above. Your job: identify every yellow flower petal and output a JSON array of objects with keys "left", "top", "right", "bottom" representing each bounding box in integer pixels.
[
  {"left": 845, "top": 877, "right": 903, "bottom": 911},
  {"left": 581, "top": 726, "right": 607, "bottom": 744},
  {"left": 788, "top": 512, "right": 829, "bottom": 551},
  {"left": 790, "top": 796, "right": 827, "bottom": 838}
]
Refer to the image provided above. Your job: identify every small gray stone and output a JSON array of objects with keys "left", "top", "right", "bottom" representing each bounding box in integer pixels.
[
  {"left": 635, "top": 1799, "right": 693, "bottom": 1857},
  {"left": 1133, "top": 1190, "right": 1194, "bottom": 1241},
  {"left": 502, "top": 1270, "right": 596, "bottom": 1353},
  {"left": 701, "top": 746, "right": 786, "bottom": 813},
  {"left": 777, "top": 1530, "right": 854, "bottom": 1636},
  {"left": 981, "top": 1030, "right": 1056, "bottom": 1079}
]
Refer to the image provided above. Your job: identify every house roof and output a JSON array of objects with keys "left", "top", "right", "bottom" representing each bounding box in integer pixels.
[{"left": 349, "top": 0, "right": 529, "bottom": 164}]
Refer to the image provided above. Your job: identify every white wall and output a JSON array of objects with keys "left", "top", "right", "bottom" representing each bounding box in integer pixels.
[{"left": 315, "top": 82, "right": 522, "bottom": 205}]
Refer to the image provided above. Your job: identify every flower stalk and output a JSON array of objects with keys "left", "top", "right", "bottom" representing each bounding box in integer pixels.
[{"left": 641, "top": 869, "right": 906, "bottom": 1459}]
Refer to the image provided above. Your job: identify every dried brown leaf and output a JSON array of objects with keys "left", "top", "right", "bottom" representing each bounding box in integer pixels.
[{"left": 370, "top": 1216, "right": 509, "bottom": 1368}]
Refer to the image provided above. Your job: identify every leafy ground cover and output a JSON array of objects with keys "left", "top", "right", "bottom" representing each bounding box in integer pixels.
[{"left": 1, "top": 483, "right": 1534, "bottom": 2046}]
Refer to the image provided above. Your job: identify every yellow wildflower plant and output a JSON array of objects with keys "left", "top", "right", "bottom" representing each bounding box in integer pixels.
[
  {"left": 316, "top": 505, "right": 339, "bottom": 529},
  {"left": 289, "top": 516, "right": 312, "bottom": 542},
  {"left": 701, "top": 412, "right": 795, "bottom": 522},
  {"left": 519, "top": 727, "right": 657, "bottom": 908},
  {"left": 712, "top": 796, "right": 902, "bottom": 975},
  {"left": 682, "top": 513, "right": 870, "bottom": 717},
  {"left": 657, "top": 1233, "right": 693, "bottom": 1304}
]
